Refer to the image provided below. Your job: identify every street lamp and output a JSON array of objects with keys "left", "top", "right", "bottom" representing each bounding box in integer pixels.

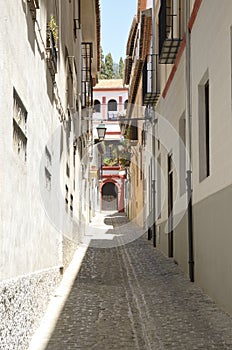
[{"left": 96, "top": 123, "right": 107, "bottom": 141}]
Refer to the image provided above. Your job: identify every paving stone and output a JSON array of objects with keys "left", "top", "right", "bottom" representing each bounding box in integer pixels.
[{"left": 45, "top": 213, "right": 232, "bottom": 350}]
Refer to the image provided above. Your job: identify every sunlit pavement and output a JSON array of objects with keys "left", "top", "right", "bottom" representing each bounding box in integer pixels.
[{"left": 30, "top": 212, "right": 232, "bottom": 350}]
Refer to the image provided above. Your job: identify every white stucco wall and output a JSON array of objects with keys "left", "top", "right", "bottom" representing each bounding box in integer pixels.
[
  {"left": 0, "top": 0, "right": 85, "bottom": 279},
  {"left": 152, "top": 0, "right": 232, "bottom": 314},
  {"left": 191, "top": 0, "right": 232, "bottom": 203},
  {"left": 190, "top": 0, "right": 232, "bottom": 315}
]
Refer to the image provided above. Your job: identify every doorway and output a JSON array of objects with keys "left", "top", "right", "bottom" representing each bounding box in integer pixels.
[{"left": 102, "top": 182, "right": 118, "bottom": 211}]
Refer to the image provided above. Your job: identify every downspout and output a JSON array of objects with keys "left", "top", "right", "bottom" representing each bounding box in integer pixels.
[
  {"left": 151, "top": 0, "right": 156, "bottom": 247},
  {"left": 185, "top": 0, "right": 194, "bottom": 282}
]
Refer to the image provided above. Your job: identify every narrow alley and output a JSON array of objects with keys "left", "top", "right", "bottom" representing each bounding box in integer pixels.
[
  {"left": 2, "top": 1, "right": 232, "bottom": 349},
  {"left": 31, "top": 213, "right": 232, "bottom": 350}
]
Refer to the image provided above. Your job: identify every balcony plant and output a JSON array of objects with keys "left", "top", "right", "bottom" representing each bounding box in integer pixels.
[
  {"left": 46, "top": 15, "right": 58, "bottom": 77},
  {"left": 103, "top": 157, "right": 118, "bottom": 166},
  {"left": 118, "top": 157, "right": 130, "bottom": 169},
  {"left": 47, "top": 15, "right": 59, "bottom": 46}
]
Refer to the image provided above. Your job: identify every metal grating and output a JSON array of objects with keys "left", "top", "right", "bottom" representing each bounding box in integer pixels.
[
  {"left": 143, "top": 54, "right": 160, "bottom": 106},
  {"left": 159, "top": 0, "right": 182, "bottom": 64}
]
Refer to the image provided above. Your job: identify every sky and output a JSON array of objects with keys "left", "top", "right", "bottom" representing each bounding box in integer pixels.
[{"left": 100, "top": 0, "right": 137, "bottom": 64}]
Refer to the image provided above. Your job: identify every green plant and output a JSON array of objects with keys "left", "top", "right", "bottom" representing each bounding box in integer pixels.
[
  {"left": 103, "top": 157, "right": 118, "bottom": 166},
  {"left": 119, "top": 157, "right": 130, "bottom": 169},
  {"left": 103, "top": 157, "right": 111, "bottom": 166},
  {"left": 47, "top": 15, "right": 59, "bottom": 45},
  {"left": 125, "top": 126, "right": 131, "bottom": 140}
]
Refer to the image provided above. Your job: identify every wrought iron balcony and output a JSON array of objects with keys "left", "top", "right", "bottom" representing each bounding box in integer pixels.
[
  {"left": 143, "top": 54, "right": 160, "bottom": 107},
  {"left": 159, "top": 0, "right": 183, "bottom": 64},
  {"left": 125, "top": 124, "right": 138, "bottom": 143},
  {"left": 46, "top": 30, "right": 58, "bottom": 78}
]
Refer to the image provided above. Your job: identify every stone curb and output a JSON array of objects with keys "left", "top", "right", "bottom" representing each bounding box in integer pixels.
[{"left": 28, "top": 236, "right": 91, "bottom": 350}]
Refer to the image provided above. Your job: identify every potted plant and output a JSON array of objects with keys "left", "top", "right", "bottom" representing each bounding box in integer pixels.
[
  {"left": 47, "top": 15, "right": 59, "bottom": 47},
  {"left": 103, "top": 158, "right": 118, "bottom": 166},
  {"left": 46, "top": 15, "right": 58, "bottom": 76}
]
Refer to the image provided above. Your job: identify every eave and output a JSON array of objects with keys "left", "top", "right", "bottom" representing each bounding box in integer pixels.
[
  {"left": 139, "top": 9, "right": 152, "bottom": 60},
  {"left": 128, "top": 58, "right": 144, "bottom": 105},
  {"left": 126, "top": 16, "right": 138, "bottom": 57}
]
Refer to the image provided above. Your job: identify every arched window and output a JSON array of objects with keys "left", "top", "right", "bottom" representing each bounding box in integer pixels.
[
  {"left": 94, "top": 99, "right": 101, "bottom": 113},
  {"left": 124, "top": 99, "right": 128, "bottom": 110},
  {"left": 108, "top": 99, "right": 117, "bottom": 111}
]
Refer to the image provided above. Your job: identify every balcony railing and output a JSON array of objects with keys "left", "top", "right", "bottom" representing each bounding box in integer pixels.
[
  {"left": 125, "top": 124, "right": 138, "bottom": 143},
  {"left": 46, "top": 29, "right": 58, "bottom": 78},
  {"left": 142, "top": 54, "right": 160, "bottom": 106},
  {"left": 107, "top": 111, "right": 118, "bottom": 121},
  {"left": 159, "top": 0, "right": 182, "bottom": 64}
]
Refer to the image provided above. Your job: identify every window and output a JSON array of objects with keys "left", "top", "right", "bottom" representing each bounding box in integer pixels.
[
  {"left": 13, "top": 89, "right": 27, "bottom": 162},
  {"left": 73, "top": 0, "right": 81, "bottom": 37},
  {"left": 108, "top": 99, "right": 117, "bottom": 111},
  {"left": 124, "top": 99, "right": 128, "bottom": 110},
  {"left": 46, "top": 16, "right": 58, "bottom": 78},
  {"left": 199, "top": 76, "right": 210, "bottom": 181},
  {"left": 140, "top": 150, "right": 143, "bottom": 180},
  {"left": 158, "top": 0, "right": 183, "bottom": 64},
  {"left": 65, "top": 185, "right": 69, "bottom": 211},
  {"left": 65, "top": 52, "right": 76, "bottom": 111},
  {"left": 27, "top": 0, "right": 39, "bottom": 20},
  {"left": 45, "top": 146, "right": 52, "bottom": 191},
  {"left": 66, "top": 162, "right": 70, "bottom": 177},
  {"left": 128, "top": 123, "right": 138, "bottom": 141},
  {"left": 136, "top": 155, "right": 139, "bottom": 186},
  {"left": 108, "top": 99, "right": 117, "bottom": 120},
  {"left": 70, "top": 194, "right": 73, "bottom": 212},
  {"left": 141, "top": 128, "right": 146, "bottom": 147},
  {"left": 179, "top": 112, "right": 186, "bottom": 195},
  {"left": 94, "top": 99, "right": 101, "bottom": 113}
]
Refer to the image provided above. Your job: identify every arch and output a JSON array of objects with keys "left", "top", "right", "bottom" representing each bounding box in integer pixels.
[
  {"left": 108, "top": 99, "right": 117, "bottom": 112},
  {"left": 94, "top": 99, "right": 101, "bottom": 113},
  {"left": 124, "top": 99, "right": 128, "bottom": 110},
  {"left": 101, "top": 181, "right": 118, "bottom": 211},
  {"left": 100, "top": 179, "right": 124, "bottom": 213},
  {"left": 100, "top": 178, "right": 120, "bottom": 191}
]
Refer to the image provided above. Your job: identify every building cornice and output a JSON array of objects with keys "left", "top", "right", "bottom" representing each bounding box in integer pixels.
[{"left": 93, "top": 88, "right": 128, "bottom": 92}]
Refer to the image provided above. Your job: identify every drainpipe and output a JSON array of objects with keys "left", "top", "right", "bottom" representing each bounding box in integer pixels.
[
  {"left": 151, "top": 0, "right": 156, "bottom": 247},
  {"left": 185, "top": 0, "right": 194, "bottom": 282}
]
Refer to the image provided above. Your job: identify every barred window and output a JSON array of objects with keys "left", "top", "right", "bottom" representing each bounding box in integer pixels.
[{"left": 13, "top": 89, "right": 27, "bottom": 162}]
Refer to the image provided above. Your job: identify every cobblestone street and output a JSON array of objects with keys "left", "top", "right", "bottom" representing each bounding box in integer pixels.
[{"left": 41, "top": 213, "right": 232, "bottom": 350}]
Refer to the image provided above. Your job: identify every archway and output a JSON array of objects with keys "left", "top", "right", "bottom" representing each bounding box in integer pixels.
[
  {"left": 124, "top": 99, "right": 128, "bottom": 110},
  {"left": 102, "top": 182, "right": 118, "bottom": 211},
  {"left": 94, "top": 99, "right": 101, "bottom": 112},
  {"left": 108, "top": 99, "right": 117, "bottom": 111}
]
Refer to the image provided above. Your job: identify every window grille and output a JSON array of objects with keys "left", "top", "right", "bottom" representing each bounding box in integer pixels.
[
  {"left": 81, "top": 43, "right": 93, "bottom": 108},
  {"left": 159, "top": 0, "right": 183, "bottom": 64},
  {"left": 13, "top": 89, "right": 27, "bottom": 162}
]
